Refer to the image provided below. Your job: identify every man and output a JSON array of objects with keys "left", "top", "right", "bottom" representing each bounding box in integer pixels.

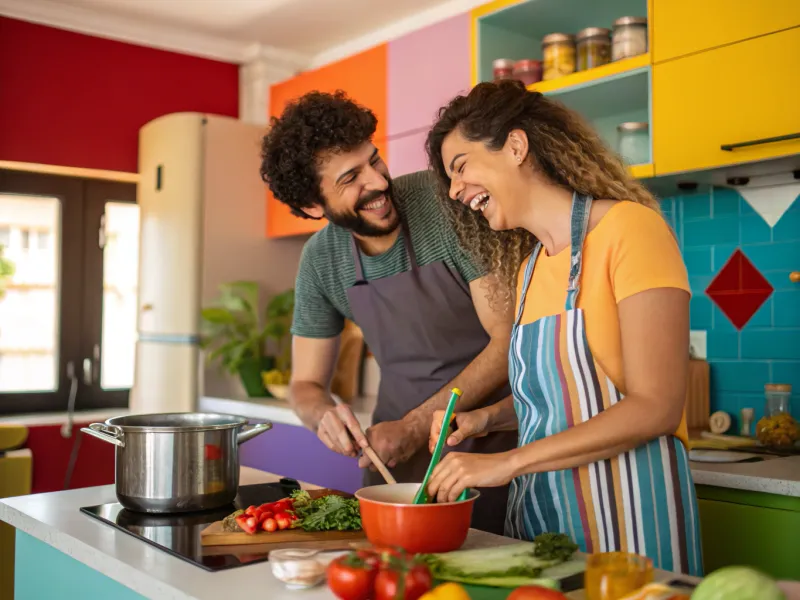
[{"left": 259, "top": 90, "right": 517, "bottom": 534}]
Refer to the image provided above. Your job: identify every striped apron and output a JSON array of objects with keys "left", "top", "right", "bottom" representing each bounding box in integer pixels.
[{"left": 504, "top": 193, "right": 703, "bottom": 576}]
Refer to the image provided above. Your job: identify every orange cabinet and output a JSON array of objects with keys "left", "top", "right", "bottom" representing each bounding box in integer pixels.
[{"left": 266, "top": 44, "right": 388, "bottom": 238}]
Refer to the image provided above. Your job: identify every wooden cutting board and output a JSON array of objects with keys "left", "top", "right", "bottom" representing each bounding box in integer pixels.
[
  {"left": 200, "top": 487, "right": 366, "bottom": 547},
  {"left": 200, "top": 521, "right": 366, "bottom": 547}
]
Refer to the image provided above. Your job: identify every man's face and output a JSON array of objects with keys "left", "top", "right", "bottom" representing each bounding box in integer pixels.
[{"left": 313, "top": 141, "right": 400, "bottom": 237}]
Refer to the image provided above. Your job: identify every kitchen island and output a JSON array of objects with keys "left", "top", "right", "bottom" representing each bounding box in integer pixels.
[{"left": 1, "top": 466, "right": 696, "bottom": 600}]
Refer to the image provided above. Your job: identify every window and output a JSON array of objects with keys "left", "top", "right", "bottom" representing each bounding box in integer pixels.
[{"left": 0, "top": 171, "right": 137, "bottom": 414}]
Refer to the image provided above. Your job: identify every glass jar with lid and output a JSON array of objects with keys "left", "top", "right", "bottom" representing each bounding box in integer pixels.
[
  {"left": 617, "top": 122, "right": 649, "bottom": 165},
  {"left": 576, "top": 27, "right": 611, "bottom": 71},
  {"left": 513, "top": 59, "right": 543, "bottom": 86},
  {"left": 765, "top": 384, "right": 792, "bottom": 417},
  {"left": 542, "top": 33, "right": 576, "bottom": 81},
  {"left": 612, "top": 16, "right": 648, "bottom": 61},
  {"left": 493, "top": 58, "right": 515, "bottom": 81}
]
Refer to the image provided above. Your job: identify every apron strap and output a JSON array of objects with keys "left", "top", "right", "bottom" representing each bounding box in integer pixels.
[
  {"left": 350, "top": 216, "right": 418, "bottom": 284},
  {"left": 565, "top": 192, "right": 593, "bottom": 311},
  {"left": 513, "top": 243, "right": 542, "bottom": 327}
]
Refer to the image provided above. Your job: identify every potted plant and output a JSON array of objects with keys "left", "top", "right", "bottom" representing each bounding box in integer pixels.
[{"left": 200, "top": 281, "right": 294, "bottom": 398}]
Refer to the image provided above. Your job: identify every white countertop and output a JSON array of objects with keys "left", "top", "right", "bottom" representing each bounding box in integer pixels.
[
  {"left": 690, "top": 455, "right": 800, "bottom": 497},
  {"left": 0, "top": 467, "right": 516, "bottom": 600}
]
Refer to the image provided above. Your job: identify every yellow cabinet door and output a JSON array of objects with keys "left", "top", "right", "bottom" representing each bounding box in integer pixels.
[
  {"left": 653, "top": 28, "right": 800, "bottom": 176},
  {"left": 653, "top": 0, "right": 800, "bottom": 63}
]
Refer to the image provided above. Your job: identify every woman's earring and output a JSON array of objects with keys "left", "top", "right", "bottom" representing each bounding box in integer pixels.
[{"left": 516, "top": 156, "right": 522, "bottom": 163}]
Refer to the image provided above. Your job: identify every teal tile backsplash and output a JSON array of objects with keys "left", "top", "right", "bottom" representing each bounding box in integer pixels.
[{"left": 662, "top": 186, "right": 800, "bottom": 423}]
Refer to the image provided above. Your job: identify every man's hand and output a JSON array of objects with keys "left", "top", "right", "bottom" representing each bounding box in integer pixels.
[
  {"left": 429, "top": 408, "right": 490, "bottom": 453},
  {"left": 316, "top": 404, "right": 369, "bottom": 458},
  {"left": 358, "top": 415, "right": 428, "bottom": 470}
]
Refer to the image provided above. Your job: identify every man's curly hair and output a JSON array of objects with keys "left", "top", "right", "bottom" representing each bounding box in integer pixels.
[{"left": 259, "top": 90, "right": 378, "bottom": 219}]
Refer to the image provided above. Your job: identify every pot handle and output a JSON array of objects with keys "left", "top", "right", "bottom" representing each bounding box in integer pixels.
[
  {"left": 237, "top": 421, "right": 273, "bottom": 444},
  {"left": 80, "top": 423, "right": 125, "bottom": 448}
]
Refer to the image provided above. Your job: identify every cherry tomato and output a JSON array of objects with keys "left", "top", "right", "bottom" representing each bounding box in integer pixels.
[
  {"left": 262, "top": 518, "right": 277, "bottom": 533},
  {"left": 327, "top": 554, "right": 378, "bottom": 600},
  {"left": 507, "top": 586, "right": 568, "bottom": 600},
  {"left": 374, "top": 562, "right": 432, "bottom": 600}
]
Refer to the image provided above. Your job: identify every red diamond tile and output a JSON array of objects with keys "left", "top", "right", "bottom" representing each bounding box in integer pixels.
[{"left": 706, "top": 249, "right": 773, "bottom": 329}]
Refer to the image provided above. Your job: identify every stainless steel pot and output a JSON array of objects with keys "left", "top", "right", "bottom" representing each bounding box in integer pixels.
[{"left": 81, "top": 413, "right": 272, "bottom": 514}]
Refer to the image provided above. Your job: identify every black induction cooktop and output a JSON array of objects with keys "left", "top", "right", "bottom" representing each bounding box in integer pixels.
[{"left": 80, "top": 479, "right": 302, "bottom": 572}]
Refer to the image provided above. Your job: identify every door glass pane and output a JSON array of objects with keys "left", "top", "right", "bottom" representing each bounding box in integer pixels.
[
  {"left": 0, "top": 195, "right": 60, "bottom": 392},
  {"left": 101, "top": 202, "right": 140, "bottom": 390}
]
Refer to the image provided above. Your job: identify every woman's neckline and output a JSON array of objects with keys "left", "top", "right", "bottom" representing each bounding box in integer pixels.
[{"left": 539, "top": 200, "right": 626, "bottom": 260}]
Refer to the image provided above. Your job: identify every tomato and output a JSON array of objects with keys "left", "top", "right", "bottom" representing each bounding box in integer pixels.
[
  {"left": 507, "top": 586, "right": 568, "bottom": 600},
  {"left": 273, "top": 499, "right": 293, "bottom": 512},
  {"left": 235, "top": 514, "right": 258, "bottom": 535},
  {"left": 274, "top": 512, "right": 292, "bottom": 530},
  {"left": 258, "top": 510, "right": 274, "bottom": 523},
  {"left": 374, "top": 562, "right": 433, "bottom": 600},
  {"left": 262, "top": 518, "right": 277, "bottom": 533},
  {"left": 327, "top": 554, "right": 379, "bottom": 600}
]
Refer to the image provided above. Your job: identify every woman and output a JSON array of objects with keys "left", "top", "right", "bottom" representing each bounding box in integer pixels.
[{"left": 424, "top": 79, "right": 702, "bottom": 576}]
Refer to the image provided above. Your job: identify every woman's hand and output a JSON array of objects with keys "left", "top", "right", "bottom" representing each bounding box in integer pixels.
[
  {"left": 426, "top": 451, "right": 517, "bottom": 503},
  {"left": 429, "top": 409, "right": 490, "bottom": 453}
]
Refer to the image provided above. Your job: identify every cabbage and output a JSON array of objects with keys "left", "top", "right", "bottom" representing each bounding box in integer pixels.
[{"left": 692, "top": 566, "right": 786, "bottom": 600}]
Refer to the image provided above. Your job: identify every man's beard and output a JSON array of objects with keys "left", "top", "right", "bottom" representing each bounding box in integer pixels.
[{"left": 324, "top": 178, "right": 401, "bottom": 237}]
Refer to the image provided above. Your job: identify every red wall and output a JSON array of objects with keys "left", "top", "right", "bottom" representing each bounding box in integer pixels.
[{"left": 0, "top": 17, "right": 240, "bottom": 172}]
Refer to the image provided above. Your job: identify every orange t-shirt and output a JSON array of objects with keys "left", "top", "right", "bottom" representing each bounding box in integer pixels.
[{"left": 515, "top": 201, "right": 691, "bottom": 442}]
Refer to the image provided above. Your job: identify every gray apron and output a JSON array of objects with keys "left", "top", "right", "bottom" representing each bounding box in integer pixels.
[{"left": 345, "top": 221, "right": 517, "bottom": 534}]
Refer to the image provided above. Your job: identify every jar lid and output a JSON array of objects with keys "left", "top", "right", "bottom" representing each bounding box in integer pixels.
[
  {"left": 576, "top": 27, "right": 611, "bottom": 41},
  {"left": 493, "top": 58, "right": 515, "bottom": 69},
  {"left": 513, "top": 59, "right": 542, "bottom": 71},
  {"left": 613, "top": 16, "right": 648, "bottom": 27},
  {"left": 542, "top": 33, "right": 575, "bottom": 46},
  {"left": 617, "top": 121, "right": 649, "bottom": 132},
  {"left": 765, "top": 383, "right": 792, "bottom": 393}
]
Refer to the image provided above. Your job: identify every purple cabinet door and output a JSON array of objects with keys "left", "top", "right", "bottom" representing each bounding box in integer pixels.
[{"left": 239, "top": 421, "right": 364, "bottom": 494}]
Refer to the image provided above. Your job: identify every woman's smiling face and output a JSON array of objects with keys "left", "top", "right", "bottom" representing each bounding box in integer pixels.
[{"left": 441, "top": 128, "right": 530, "bottom": 231}]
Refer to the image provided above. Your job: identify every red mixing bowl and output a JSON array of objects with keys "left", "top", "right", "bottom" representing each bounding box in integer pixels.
[{"left": 355, "top": 483, "right": 480, "bottom": 554}]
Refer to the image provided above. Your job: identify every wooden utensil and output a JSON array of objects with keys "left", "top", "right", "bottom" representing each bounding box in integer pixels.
[
  {"left": 685, "top": 359, "right": 710, "bottom": 436},
  {"left": 363, "top": 446, "right": 396, "bottom": 484}
]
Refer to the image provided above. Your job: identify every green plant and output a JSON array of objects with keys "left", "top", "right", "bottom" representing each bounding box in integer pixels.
[
  {"left": 0, "top": 245, "right": 15, "bottom": 301},
  {"left": 200, "top": 281, "right": 294, "bottom": 375}
]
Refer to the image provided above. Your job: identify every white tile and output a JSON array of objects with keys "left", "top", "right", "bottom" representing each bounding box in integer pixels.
[
  {"left": 690, "top": 330, "right": 707, "bottom": 359},
  {"left": 737, "top": 181, "right": 800, "bottom": 228}
]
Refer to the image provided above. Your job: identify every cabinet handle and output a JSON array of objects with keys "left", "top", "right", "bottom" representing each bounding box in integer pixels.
[
  {"left": 721, "top": 133, "right": 800, "bottom": 152},
  {"left": 791, "top": 272, "right": 800, "bottom": 283}
]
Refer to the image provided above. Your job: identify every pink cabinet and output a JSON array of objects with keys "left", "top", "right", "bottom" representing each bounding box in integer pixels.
[{"left": 387, "top": 14, "right": 470, "bottom": 176}]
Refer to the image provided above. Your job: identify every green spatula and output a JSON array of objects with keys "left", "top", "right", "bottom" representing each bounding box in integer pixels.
[{"left": 413, "top": 388, "right": 470, "bottom": 504}]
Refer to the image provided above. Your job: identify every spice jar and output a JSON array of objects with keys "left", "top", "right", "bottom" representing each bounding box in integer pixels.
[
  {"left": 512, "top": 59, "right": 543, "bottom": 86},
  {"left": 576, "top": 27, "right": 611, "bottom": 71},
  {"left": 617, "top": 122, "right": 649, "bottom": 165},
  {"left": 612, "top": 16, "right": 648, "bottom": 61},
  {"left": 542, "top": 33, "right": 576, "bottom": 80},
  {"left": 269, "top": 549, "right": 327, "bottom": 589},
  {"left": 493, "top": 58, "right": 515, "bottom": 81}
]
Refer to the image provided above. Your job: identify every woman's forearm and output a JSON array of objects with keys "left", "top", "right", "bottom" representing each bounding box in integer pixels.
[
  {"left": 509, "top": 393, "right": 680, "bottom": 476},
  {"left": 486, "top": 396, "right": 519, "bottom": 432}
]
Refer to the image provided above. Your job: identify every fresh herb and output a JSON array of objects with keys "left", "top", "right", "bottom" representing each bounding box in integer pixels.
[
  {"left": 290, "top": 490, "right": 362, "bottom": 532},
  {"left": 417, "top": 534, "right": 580, "bottom": 588},
  {"left": 222, "top": 509, "right": 245, "bottom": 532}
]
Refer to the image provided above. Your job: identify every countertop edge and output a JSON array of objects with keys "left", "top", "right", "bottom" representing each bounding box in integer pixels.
[
  {"left": 690, "top": 467, "right": 800, "bottom": 497},
  {"left": 0, "top": 498, "right": 194, "bottom": 600}
]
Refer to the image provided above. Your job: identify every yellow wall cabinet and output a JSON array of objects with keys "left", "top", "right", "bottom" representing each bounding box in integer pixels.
[
  {"left": 653, "top": 27, "right": 800, "bottom": 176},
  {"left": 652, "top": 0, "right": 800, "bottom": 63}
]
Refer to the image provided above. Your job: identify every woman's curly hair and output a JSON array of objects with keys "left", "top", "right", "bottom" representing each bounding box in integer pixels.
[
  {"left": 425, "top": 79, "right": 660, "bottom": 310},
  {"left": 260, "top": 90, "right": 377, "bottom": 218}
]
